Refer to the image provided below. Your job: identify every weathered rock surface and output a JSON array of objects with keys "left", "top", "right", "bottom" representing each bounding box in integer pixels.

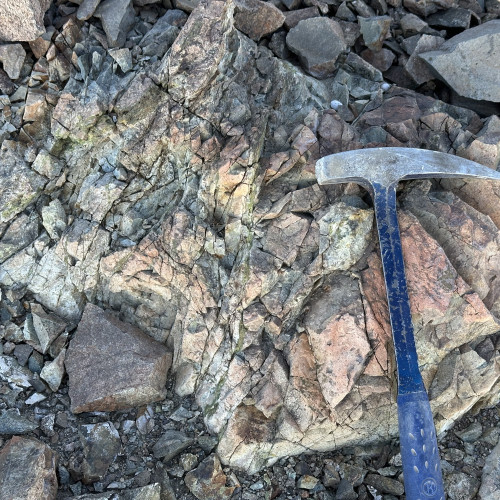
[
  {"left": 65, "top": 303, "right": 172, "bottom": 413},
  {"left": 0, "top": 43, "right": 27, "bottom": 80},
  {"left": 234, "top": 0, "right": 285, "bottom": 41},
  {"left": 94, "top": 0, "right": 136, "bottom": 48},
  {"left": 286, "top": 18, "right": 347, "bottom": 78},
  {"left": 79, "top": 422, "right": 121, "bottom": 484},
  {"left": 420, "top": 20, "right": 500, "bottom": 102},
  {"left": 0, "top": 0, "right": 51, "bottom": 41},
  {"left": 479, "top": 436, "right": 500, "bottom": 499},
  {"left": 0, "top": 436, "right": 58, "bottom": 499},
  {"left": 0, "top": 408, "right": 38, "bottom": 434},
  {"left": 185, "top": 454, "right": 235, "bottom": 500}
]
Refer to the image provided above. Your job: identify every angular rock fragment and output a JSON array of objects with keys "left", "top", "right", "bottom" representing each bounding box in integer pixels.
[
  {"left": 166, "top": 0, "right": 234, "bottom": 101},
  {"left": 0, "top": 0, "right": 51, "bottom": 42},
  {"left": 283, "top": 7, "right": 321, "bottom": 30},
  {"left": 30, "top": 303, "right": 66, "bottom": 354},
  {"left": 403, "top": 0, "right": 456, "bottom": 16},
  {"left": 94, "top": 0, "right": 135, "bottom": 48},
  {"left": 109, "top": 48, "right": 133, "bottom": 73},
  {"left": 360, "top": 48, "right": 395, "bottom": 72},
  {"left": 0, "top": 436, "right": 57, "bottom": 500},
  {"left": 0, "top": 142, "right": 46, "bottom": 224},
  {"left": 479, "top": 437, "right": 500, "bottom": 500},
  {"left": 41, "top": 199, "right": 67, "bottom": 240},
  {"left": 0, "top": 354, "right": 33, "bottom": 389},
  {"left": 70, "top": 484, "right": 161, "bottom": 499},
  {"left": 0, "top": 408, "right": 38, "bottom": 435},
  {"left": 152, "top": 430, "right": 194, "bottom": 460},
  {"left": 77, "top": 0, "right": 102, "bottom": 21},
  {"left": 40, "top": 348, "right": 66, "bottom": 392},
  {"left": 404, "top": 34, "right": 445, "bottom": 84},
  {"left": 185, "top": 454, "right": 235, "bottom": 500},
  {"left": 304, "top": 274, "right": 371, "bottom": 408},
  {"left": 420, "top": 20, "right": 500, "bottom": 102},
  {"left": 139, "top": 10, "right": 185, "bottom": 58},
  {"left": 0, "top": 212, "right": 39, "bottom": 263},
  {"left": 286, "top": 18, "right": 346, "bottom": 79},
  {"left": 80, "top": 422, "right": 121, "bottom": 484},
  {"left": 65, "top": 303, "right": 172, "bottom": 413},
  {"left": 0, "top": 43, "right": 26, "bottom": 80},
  {"left": 459, "top": 114, "right": 500, "bottom": 169},
  {"left": 234, "top": 0, "right": 285, "bottom": 41},
  {"left": 318, "top": 202, "right": 373, "bottom": 272},
  {"left": 426, "top": 7, "right": 472, "bottom": 29},
  {"left": 358, "top": 16, "right": 392, "bottom": 52},
  {"left": 402, "top": 182, "right": 500, "bottom": 317}
]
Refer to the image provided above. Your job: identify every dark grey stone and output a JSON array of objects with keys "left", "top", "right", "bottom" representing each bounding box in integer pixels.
[
  {"left": 152, "top": 430, "right": 193, "bottom": 460},
  {"left": 364, "top": 473, "right": 405, "bottom": 496},
  {"left": 427, "top": 8, "right": 471, "bottom": 29},
  {"left": 334, "top": 478, "right": 357, "bottom": 500},
  {"left": 13, "top": 343, "right": 33, "bottom": 366},
  {"left": 0, "top": 408, "right": 38, "bottom": 434},
  {"left": 286, "top": 18, "right": 346, "bottom": 79}
]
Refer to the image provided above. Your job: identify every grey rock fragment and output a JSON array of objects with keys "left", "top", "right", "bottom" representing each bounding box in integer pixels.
[
  {"left": 336, "top": 1, "right": 357, "bottom": 21},
  {"left": 426, "top": 7, "right": 471, "bottom": 29},
  {"left": 234, "top": 0, "right": 285, "bottom": 41},
  {"left": 0, "top": 0, "right": 51, "bottom": 42},
  {"left": 152, "top": 430, "right": 194, "bottom": 460},
  {"left": 80, "top": 422, "right": 121, "bottom": 484},
  {"left": 335, "top": 478, "right": 357, "bottom": 500},
  {"left": 109, "top": 48, "right": 133, "bottom": 73},
  {"left": 479, "top": 436, "right": 500, "bottom": 499},
  {"left": 139, "top": 10, "right": 185, "bottom": 57},
  {"left": 283, "top": 7, "right": 320, "bottom": 30},
  {"left": 65, "top": 303, "right": 172, "bottom": 413},
  {"left": 0, "top": 43, "right": 26, "bottom": 79},
  {"left": 94, "top": 0, "right": 136, "bottom": 48},
  {"left": 42, "top": 199, "right": 67, "bottom": 240},
  {"left": 71, "top": 484, "right": 161, "bottom": 499},
  {"left": 420, "top": 20, "right": 500, "bottom": 102},
  {"left": 0, "top": 354, "right": 32, "bottom": 389},
  {"left": 360, "top": 47, "right": 395, "bottom": 72},
  {"left": 77, "top": 0, "right": 102, "bottom": 21},
  {"left": 286, "top": 18, "right": 346, "bottom": 79},
  {"left": 0, "top": 436, "right": 57, "bottom": 499},
  {"left": 31, "top": 303, "right": 66, "bottom": 354},
  {"left": 0, "top": 67, "right": 14, "bottom": 94},
  {"left": 0, "top": 213, "right": 39, "bottom": 263},
  {"left": 445, "top": 472, "right": 480, "bottom": 500},
  {"left": 13, "top": 344, "right": 33, "bottom": 366},
  {"left": 0, "top": 143, "right": 46, "bottom": 225},
  {"left": 173, "top": 0, "right": 200, "bottom": 12},
  {"left": 358, "top": 15, "right": 392, "bottom": 51},
  {"left": 404, "top": 0, "right": 456, "bottom": 16},
  {"left": 404, "top": 34, "right": 445, "bottom": 84},
  {"left": 455, "top": 421, "right": 482, "bottom": 442},
  {"left": 364, "top": 474, "right": 405, "bottom": 495},
  {"left": 400, "top": 13, "right": 430, "bottom": 37},
  {"left": 0, "top": 408, "right": 38, "bottom": 435},
  {"left": 40, "top": 347, "right": 66, "bottom": 391}
]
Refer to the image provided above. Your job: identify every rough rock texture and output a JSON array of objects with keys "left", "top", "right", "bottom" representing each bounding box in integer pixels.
[
  {"left": 0, "top": 0, "right": 51, "bottom": 41},
  {"left": 286, "top": 18, "right": 347, "bottom": 78},
  {"left": 0, "top": 436, "right": 58, "bottom": 499},
  {"left": 420, "top": 20, "right": 500, "bottom": 102},
  {"left": 0, "top": 43, "right": 27, "bottom": 80},
  {"left": 65, "top": 304, "right": 172, "bottom": 413},
  {"left": 479, "top": 436, "right": 500, "bottom": 499},
  {"left": 234, "top": 0, "right": 285, "bottom": 41},
  {"left": 185, "top": 454, "right": 235, "bottom": 500},
  {"left": 0, "top": 0, "right": 499, "bottom": 483}
]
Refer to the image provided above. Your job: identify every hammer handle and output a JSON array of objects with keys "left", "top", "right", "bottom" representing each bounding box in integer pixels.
[
  {"left": 398, "top": 391, "right": 445, "bottom": 500},
  {"left": 372, "top": 182, "right": 445, "bottom": 499}
]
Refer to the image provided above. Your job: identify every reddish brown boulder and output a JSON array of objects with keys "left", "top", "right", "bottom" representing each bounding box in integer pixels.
[{"left": 65, "top": 303, "right": 172, "bottom": 413}]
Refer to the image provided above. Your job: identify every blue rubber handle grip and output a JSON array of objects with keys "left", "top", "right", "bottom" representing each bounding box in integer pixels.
[{"left": 398, "top": 391, "right": 445, "bottom": 500}]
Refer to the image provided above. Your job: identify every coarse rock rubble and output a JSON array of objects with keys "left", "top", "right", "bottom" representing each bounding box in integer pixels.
[{"left": 0, "top": 0, "right": 499, "bottom": 497}]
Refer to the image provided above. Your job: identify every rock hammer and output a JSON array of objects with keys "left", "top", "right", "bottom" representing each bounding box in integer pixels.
[{"left": 315, "top": 147, "right": 500, "bottom": 500}]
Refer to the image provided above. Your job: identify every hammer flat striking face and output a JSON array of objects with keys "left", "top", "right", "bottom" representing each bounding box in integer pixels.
[{"left": 316, "top": 147, "right": 500, "bottom": 500}]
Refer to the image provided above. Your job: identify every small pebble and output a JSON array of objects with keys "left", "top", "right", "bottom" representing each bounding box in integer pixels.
[{"left": 330, "top": 100, "right": 343, "bottom": 110}]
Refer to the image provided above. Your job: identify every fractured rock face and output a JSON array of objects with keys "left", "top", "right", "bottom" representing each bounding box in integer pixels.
[
  {"left": 65, "top": 303, "right": 172, "bottom": 413},
  {"left": 420, "top": 20, "right": 500, "bottom": 102},
  {"left": 0, "top": 0, "right": 51, "bottom": 41},
  {"left": 0, "top": 436, "right": 58, "bottom": 500},
  {"left": 286, "top": 18, "right": 347, "bottom": 79}
]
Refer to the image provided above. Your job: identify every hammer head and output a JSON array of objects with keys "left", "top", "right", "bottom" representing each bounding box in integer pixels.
[{"left": 316, "top": 147, "right": 500, "bottom": 189}]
